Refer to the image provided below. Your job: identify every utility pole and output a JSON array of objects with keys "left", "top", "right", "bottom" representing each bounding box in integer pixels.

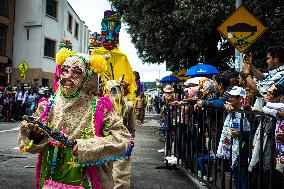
[{"left": 235, "top": 0, "right": 243, "bottom": 72}]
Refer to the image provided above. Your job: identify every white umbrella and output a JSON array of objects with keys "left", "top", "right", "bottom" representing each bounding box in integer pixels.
[{"left": 184, "top": 77, "right": 206, "bottom": 86}]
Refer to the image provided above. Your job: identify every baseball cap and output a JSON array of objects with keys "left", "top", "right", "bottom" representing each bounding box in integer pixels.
[{"left": 228, "top": 86, "right": 246, "bottom": 97}]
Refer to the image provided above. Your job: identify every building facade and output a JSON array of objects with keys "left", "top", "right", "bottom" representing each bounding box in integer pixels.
[
  {"left": 0, "top": 0, "right": 15, "bottom": 86},
  {"left": 12, "top": 0, "right": 90, "bottom": 87}
]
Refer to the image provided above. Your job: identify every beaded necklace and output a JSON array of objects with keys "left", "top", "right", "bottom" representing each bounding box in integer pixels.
[{"left": 59, "top": 85, "right": 82, "bottom": 99}]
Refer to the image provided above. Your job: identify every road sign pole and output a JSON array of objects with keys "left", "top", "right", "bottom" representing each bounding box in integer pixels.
[
  {"left": 235, "top": 0, "right": 242, "bottom": 72},
  {"left": 7, "top": 74, "right": 10, "bottom": 84}
]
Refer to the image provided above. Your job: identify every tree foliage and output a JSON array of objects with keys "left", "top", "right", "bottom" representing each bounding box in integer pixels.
[{"left": 109, "top": 0, "right": 284, "bottom": 72}]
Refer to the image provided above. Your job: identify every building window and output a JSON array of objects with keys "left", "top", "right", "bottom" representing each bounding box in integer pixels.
[
  {"left": 74, "top": 22, "right": 79, "bottom": 38},
  {"left": 46, "top": 0, "right": 57, "bottom": 18},
  {"left": 0, "top": 0, "right": 8, "bottom": 17},
  {"left": 44, "top": 38, "right": 56, "bottom": 58},
  {"left": 68, "top": 13, "right": 73, "bottom": 32},
  {"left": 0, "top": 24, "right": 7, "bottom": 56}
]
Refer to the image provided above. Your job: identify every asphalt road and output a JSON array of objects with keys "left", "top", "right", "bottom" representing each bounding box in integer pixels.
[
  {"left": 0, "top": 115, "right": 197, "bottom": 189},
  {"left": 0, "top": 121, "right": 37, "bottom": 189}
]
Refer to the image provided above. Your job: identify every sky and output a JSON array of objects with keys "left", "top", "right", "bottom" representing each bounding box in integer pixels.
[{"left": 67, "top": 0, "right": 172, "bottom": 82}]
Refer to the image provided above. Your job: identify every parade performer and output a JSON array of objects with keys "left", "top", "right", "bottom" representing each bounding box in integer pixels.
[
  {"left": 107, "top": 77, "right": 136, "bottom": 189},
  {"left": 18, "top": 48, "right": 133, "bottom": 189},
  {"left": 133, "top": 71, "right": 146, "bottom": 123},
  {"left": 89, "top": 32, "right": 102, "bottom": 54},
  {"left": 92, "top": 10, "right": 136, "bottom": 103},
  {"left": 133, "top": 71, "right": 144, "bottom": 97},
  {"left": 135, "top": 92, "right": 146, "bottom": 124}
]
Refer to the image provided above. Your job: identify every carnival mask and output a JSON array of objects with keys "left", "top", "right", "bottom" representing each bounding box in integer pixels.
[
  {"left": 101, "top": 10, "right": 121, "bottom": 50},
  {"left": 89, "top": 32, "right": 102, "bottom": 53},
  {"left": 55, "top": 48, "right": 108, "bottom": 98},
  {"left": 60, "top": 56, "right": 87, "bottom": 95}
]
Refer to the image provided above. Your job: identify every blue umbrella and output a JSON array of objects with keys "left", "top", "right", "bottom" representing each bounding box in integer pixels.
[
  {"left": 185, "top": 63, "right": 220, "bottom": 77},
  {"left": 160, "top": 75, "right": 181, "bottom": 83}
]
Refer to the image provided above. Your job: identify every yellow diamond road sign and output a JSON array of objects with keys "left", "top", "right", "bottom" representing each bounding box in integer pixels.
[
  {"left": 217, "top": 5, "right": 266, "bottom": 52},
  {"left": 18, "top": 60, "right": 29, "bottom": 73}
]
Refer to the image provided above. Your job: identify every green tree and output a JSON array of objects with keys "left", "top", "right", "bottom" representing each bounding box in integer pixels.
[{"left": 109, "top": 0, "right": 284, "bottom": 72}]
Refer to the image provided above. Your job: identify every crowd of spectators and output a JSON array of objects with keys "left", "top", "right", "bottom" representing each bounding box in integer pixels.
[
  {"left": 0, "top": 85, "right": 53, "bottom": 122},
  {"left": 157, "top": 46, "right": 284, "bottom": 188}
]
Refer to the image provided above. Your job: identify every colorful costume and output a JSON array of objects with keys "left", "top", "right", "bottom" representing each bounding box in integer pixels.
[
  {"left": 133, "top": 71, "right": 146, "bottom": 123},
  {"left": 89, "top": 32, "right": 102, "bottom": 54},
  {"left": 107, "top": 80, "right": 136, "bottom": 189},
  {"left": 18, "top": 48, "right": 133, "bottom": 189},
  {"left": 92, "top": 10, "right": 136, "bottom": 103}
]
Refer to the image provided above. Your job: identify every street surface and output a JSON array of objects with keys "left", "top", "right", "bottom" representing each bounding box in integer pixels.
[
  {"left": 0, "top": 121, "right": 37, "bottom": 188},
  {"left": 0, "top": 115, "right": 197, "bottom": 189}
]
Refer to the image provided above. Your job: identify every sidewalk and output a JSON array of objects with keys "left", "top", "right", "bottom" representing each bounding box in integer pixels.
[{"left": 131, "top": 113, "right": 199, "bottom": 189}]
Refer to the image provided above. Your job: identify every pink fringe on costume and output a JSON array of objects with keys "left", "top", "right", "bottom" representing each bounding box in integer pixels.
[
  {"left": 94, "top": 96, "right": 113, "bottom": 137},
  {"left": 37, "top": 97, "right": 48, "bottom": 105},
  {"left": 88, "top": 96, "right": 113, "bottom": 188},
  {"left": 35, "top": 97, "right": 49, "bottom": 188},
  {"left": 39, "top": 102, "right": 49, "bottom": 123},
  {"left": 35, "top": 152, "right": 43, "bottom": 189},
  {"left": 53, "top": 64, "right": 61, "bottom": 92},
  {"left": 36, "top": 96, "right": 113, "bottom": 189},
  {"left": 86, "top": 166, "right": 103, "bottom": 189}
]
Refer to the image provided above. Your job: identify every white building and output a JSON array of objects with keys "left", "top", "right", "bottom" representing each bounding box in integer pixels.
[{"left": 12, "top": 0, "right": 90, "bottom": 87}]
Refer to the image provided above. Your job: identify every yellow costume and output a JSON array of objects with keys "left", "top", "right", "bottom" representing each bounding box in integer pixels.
[{"left": 92, "top": 47, "right": 136, "bottom": 103}]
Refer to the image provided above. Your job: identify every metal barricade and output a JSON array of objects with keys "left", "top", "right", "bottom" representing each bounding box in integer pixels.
[{"left": 164, "top": 102, "right": 282, "bottom": 189}]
